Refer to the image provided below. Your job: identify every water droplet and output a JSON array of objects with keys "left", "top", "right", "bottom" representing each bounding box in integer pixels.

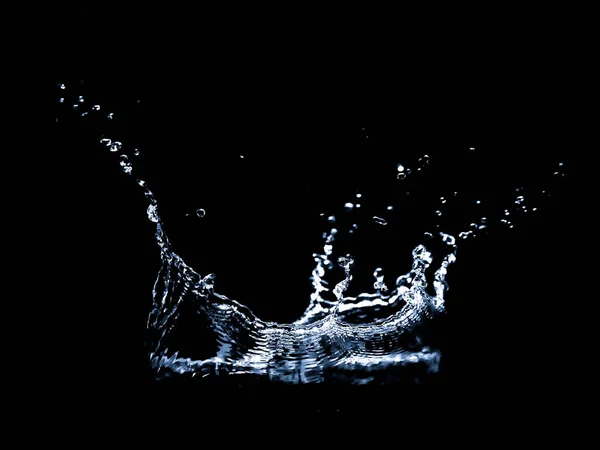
[
  {"left": 397, "top": 164, "right": 405, "bottom": 172},
  {"left": 327, "top": 215, "right": 336, "bottom": 223},
  {"left": 81, "top": 112, "right": 88, "bottom": 117},
  {"left": 78, "top": 95, "right": 84, "bottom": 103},
  {"left": 110, "top": 142, "right": 122, "bottom": 152},
  {"left": 72, "top": 104, "right": 78, "bottom": 110},
  {"left": 470, "top": 147, "right": 475, "bottom": 151},
  {"left": 558, "top": 162, "right": 564, "bottom": 166},
  {"left": 424, "top": 232, "right": 433, "bottom": 238},
  {"left": 533, "top": 207, "right": 538, "bottom": 211},
  {"left": 440, "top": 197, "right": 446, "bottom": 203},
  {"left": 373, "top": 216, "right": 387, "bottom": 225},
  {"left": 356, "top": 193, "right": 362, "bottom": 198},
  {"left": 196, "top": 209, "right": 206, "bottom": 218},
  {"left": 147, "top": 204, "right": 159, "bottom": 222},
  {"left": 59, "top": 98, "right": 64, "bottom": 103},
  {"left": 136, "top": 179, "right": 146, "bottom": 187},
  {"left": 108, "top": 113, "right": 114, "bottom": 120},
  {"left": 92, "top": 105, "right": 100, "bottom": 111},
  {"left": 387, "top": 205, "right": 393, "bottom": 211},
  {"left": 435, "top": 210, "right": 442, "bottom": 216},
  {"left": 344, "top": 203, "right": 354, "bottom": 212},
  {"left": 476, "top": 200, "right": 481, "bottom": 204},
  {"left": 459, "top": 231, "right": 471, "bottom": 239},
  {"left": 356, "top": 204, "right": 361, "bottom": 208},
  {"left": 57, "top": 83, "right": 65, "bottom": 89},
  {"left": 397, "top": 173, "right": 407, "bottom": 180},
  {"left": 481, "top": 217, "right": 488, "bottom": 224},
  {"left": 352, "top": 224, "right": 358, "bottom": 230},
  {"left": 240, "top": 155, "right": 244, "bottom": 159},
  {"left": 100, "top": 138, "right": 111, "bottom": 146},
  {"left": 119, "top": 155, "right": 132, "bottom": 175},
  {"left": 505, "top": 210, "right": 510, "bottom": 216}
]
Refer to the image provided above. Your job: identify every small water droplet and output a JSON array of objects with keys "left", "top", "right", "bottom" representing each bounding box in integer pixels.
[
  {"left": 469, "top": 147, "right": 475, "bottom": 151},
  {"left": 344, "top": 203, "right": 354, "bottom": 212},
  {"left": 440, "top": 197, "right": 446, "bottom": 203},
  {"left": 352, "top": 224, "right": 358, "bottom": 230},
  {"left": 533, "top": 207, "right": 538, "bottom": 211},
  {"left": 387, "top": 205, "right": 393, "bottom": 211},
  {"left": 134, "top": 149, "right": 140, "bottom": 156},
  {"left": 196, "top": 209, "right": 206, "bottom": 218},
  {"left": 356, "top": 204, "right": 361, "bottom": 208},
  {"left": 397, "top": 164, "right": 405, "bottom": 172},
  {"left": 57, "top": 83, "right": 65, "bottom": 89},
  {"left": 136, "top": 179, "right": 146, "bottom": 187},
  {"left": 100, "top": 138, "right": 111, "bottom": 146},
  {"left": 108, "top": 113, "right": 114, "bottom": 120},
  {"left": 476, "top": 200, "right": 481, "bottom": 204},
  {"left": 92, "top": 105, "right": 100, "bottom": 111},
  {"left": 147, "top": 204, "right": 159, "bottom": 222},
  {"left": 505, "top": 210, "right": 510, "bottom": 216},
  {"left": 558, "top": 162, "right": 564, "bottom": 167},
  {"left": 397, "top": 173, "right": 407, "bottom": 180},
  {"left": 110, "top": 142, "right": 122, "bottom": 152},
  {"left": 240, "top": 155, "right": 244, "bottom": 159},
  {"left": 78, "top": 95, "right": 84, "bottom": 103},
  {"left": 435, "top": 210, "right": 442, "bottom": 216},
  {"left": 81, "top": 112, "right": 88, "bottom": 117},
  {"left": 356, "top": 193, "right": 362, "bottom": 198},
  {"left": 119, "top": 155, "right": 132, "bottom": 175},
  {"left": 59, "top": 98, "right": 64, "bottom": 103},
  {"left": 424, "top": 232, "right": 433, "bottom": 238},
  {"left": 72, "top": 104, "right": 78, "bottom": 110},
  {"left": 373, "top": 216, "right": 387, "bottom": 225},
  {"left": 327, "top": 215, "right": 336, "bottom": 223},
  {"left": 481, "top": 217, "right": 488, "bottom": 224}
]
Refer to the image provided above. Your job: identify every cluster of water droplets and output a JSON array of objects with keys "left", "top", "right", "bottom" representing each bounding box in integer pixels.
[{"left": 59, "top": 88, "right": 568, "bottom": 384}]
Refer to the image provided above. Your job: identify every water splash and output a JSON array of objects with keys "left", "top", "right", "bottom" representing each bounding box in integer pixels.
[{"left": 57, "top": 83, "right": 571, "bottom": 385}]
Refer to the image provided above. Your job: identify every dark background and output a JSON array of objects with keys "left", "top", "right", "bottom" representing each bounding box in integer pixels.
[{"left": 52, "top": 75, "right": 584, "bottom": 416}]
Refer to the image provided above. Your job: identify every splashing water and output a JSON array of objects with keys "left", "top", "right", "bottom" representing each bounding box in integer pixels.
[{"left": 58, "top": 83, "right": 573, "bottom": 385}]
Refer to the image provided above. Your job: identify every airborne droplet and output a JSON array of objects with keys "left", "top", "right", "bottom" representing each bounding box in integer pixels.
[
  {"left": 119, "top": 155, "right": 132, "bottom": 175},
  {"left": 196, "top": 209, "right": 206, "bottom": 218},
  {"left": 373, "top": 216, "right": 387, "bottom": 225},
  {"left": 147, "top": 204, "right": 159, "bottom": 222},
  {"left": 344, "top": 203, "right": 354, "bottom": 212},
  {"left": 110, "top": 142, "right": 122, "bottom": 152}
]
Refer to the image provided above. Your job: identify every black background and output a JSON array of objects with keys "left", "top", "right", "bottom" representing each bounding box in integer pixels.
[
  {"left": 53, "top": 77, "right": 584, "bottom": 416},
  {"left": 47, "top": 7, "right": 589, "bottom": 417}
]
